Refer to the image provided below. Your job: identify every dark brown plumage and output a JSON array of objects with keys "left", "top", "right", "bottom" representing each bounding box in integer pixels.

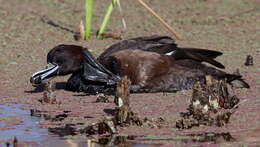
[{"left": 100, "top": 49, "right": 248, "bottom": 93}]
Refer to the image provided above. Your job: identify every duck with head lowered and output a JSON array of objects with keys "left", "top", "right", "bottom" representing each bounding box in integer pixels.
[{"left": 30, "top": 35, "right": 249, "bottom": 94}]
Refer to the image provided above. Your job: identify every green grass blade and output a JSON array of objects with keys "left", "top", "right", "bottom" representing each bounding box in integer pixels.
[
  {"left": 85, "top": 0, "right": 93, "bottom": 40},
  {"left": 97, "top": 0, "right": 118, "bottom": 39}
]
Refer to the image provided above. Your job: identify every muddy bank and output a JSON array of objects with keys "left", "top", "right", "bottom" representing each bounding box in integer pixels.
[{"left": 0, "top": 0, "right": 259, "bottom": 146}]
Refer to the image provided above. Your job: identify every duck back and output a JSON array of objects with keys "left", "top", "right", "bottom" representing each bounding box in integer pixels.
[{"left": 100, "top": 50, "right": 249, "bottom": 93}]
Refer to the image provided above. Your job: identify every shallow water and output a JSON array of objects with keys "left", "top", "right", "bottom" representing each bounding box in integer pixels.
[{"left": 0, "top": 104, "right": 74, "bottom": 146}]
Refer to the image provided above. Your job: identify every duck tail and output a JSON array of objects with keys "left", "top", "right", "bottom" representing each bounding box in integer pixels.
[
  {"left": 170, "top": 48, "right": 225, "bottom": 69},
  {"left": 185, "top": 51, "right": 225, "bottom": 69},
  {"left": 225, "top": 74, "right": 250, "bottom": 88},
  {"left": 181, "top": 48, "right": 223, "bottom": 58}
]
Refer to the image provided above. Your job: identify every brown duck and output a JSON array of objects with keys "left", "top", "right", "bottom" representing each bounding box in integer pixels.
[{"left": 30, "top": 35, "right": 249, "bottom": 94}]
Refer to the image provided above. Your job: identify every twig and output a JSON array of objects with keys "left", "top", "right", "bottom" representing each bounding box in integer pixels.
[{"left": 137, "top": 0, "right": 183, "bottom": 40}]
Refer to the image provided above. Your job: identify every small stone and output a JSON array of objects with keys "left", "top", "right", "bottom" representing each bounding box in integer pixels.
[
  {"left": 244, "top": 55, "right": 253, "bottom": 66},
  {"left": 96, "top": 94, "right": 109, "bottom": 103}
]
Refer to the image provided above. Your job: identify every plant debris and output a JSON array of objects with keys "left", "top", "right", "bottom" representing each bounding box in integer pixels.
[
  {"left": 80, "top": 116, "right": 117, "bottom": 135},
  {"left": 99, "top": 33, "right": 122, "bottom": 40},
  {"left": 39, "top": 81, "right": 57, "bottom": 104},
  {"left": 74, "top": 20, "right": 85, "bottom": 41},
  {"left": 81, "top": 77, "right": 144, "bottom": 135},
  {"left": 176, "top": 75, "right": 240, "bottom": 129},
  {"left": 49, "top": 124, "right": 77, "bottom": 137},
  {"left": 114, "top": 76, "right": 143, "bottom": 126}
]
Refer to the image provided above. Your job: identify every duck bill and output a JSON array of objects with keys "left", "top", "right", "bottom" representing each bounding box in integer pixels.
[{"left": 30, "top": 63, "right": 59, "bottom": 86}]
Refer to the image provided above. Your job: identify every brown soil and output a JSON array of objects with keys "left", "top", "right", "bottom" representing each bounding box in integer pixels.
[{"left": 0, "top": 0, "right": 259, "bottom": 146}]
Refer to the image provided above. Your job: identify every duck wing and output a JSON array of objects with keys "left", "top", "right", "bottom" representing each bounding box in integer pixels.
[
  {"left": 169, "top": 48, "right": 225, "bottom": 69},
  {"left": 98, "top": 35, "right": 224, "bottom": 68},
  {"left": 98, "top": 35, "right": 177, "bottom": 59}
]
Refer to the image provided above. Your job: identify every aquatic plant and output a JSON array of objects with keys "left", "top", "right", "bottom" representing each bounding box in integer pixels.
[{"left": 97, "top": 0, "right": 119, "bottom": 39}]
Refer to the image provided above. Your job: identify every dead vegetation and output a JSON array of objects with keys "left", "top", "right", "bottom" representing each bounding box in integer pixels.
[
  {"left": 114, "top": 77, "right": 142, "bottom": 126},
  {"left": 40, "top": 81, "right": 57, "bottom": 104},
  {"left": 176, "top": 75, "right": 240, "bottom": 129},
  {"left": 82, "top": 77, "right": 143, "bottom": 135},
  {"left": 81, "top": 76, "right": 163, "bottom": 135}
]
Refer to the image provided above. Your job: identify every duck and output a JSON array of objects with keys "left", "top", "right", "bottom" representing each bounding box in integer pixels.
[{"left": 30, "top": 35, "right": 249, "bottom": 94}]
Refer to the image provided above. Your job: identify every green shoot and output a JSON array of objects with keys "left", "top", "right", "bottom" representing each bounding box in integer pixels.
[
  {"left": 97, "top": 0, "right": 118, "bottom": 39},
  {"left": 85, "top": 0, "right": 93, "bottom": 40}
]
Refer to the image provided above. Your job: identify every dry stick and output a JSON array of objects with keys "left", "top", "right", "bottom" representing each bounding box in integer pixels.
[
  {"left": 116, "top": 0, "right": 127, "bottom": 32},
  {"left": 137, "top": 0, "right": 184, "bottom": 40}
]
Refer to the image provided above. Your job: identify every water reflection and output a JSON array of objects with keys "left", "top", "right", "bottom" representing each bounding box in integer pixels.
[
  {"left": 182, "top": 132, "right": 235, "bottom": 143},
  {"left": 0, "top": 104, "right": 158, "bottom": 147}
]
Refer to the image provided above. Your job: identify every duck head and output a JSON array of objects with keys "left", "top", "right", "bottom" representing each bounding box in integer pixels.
[{"left": 30, "top": 44, "right": 120, "bottom": 86}]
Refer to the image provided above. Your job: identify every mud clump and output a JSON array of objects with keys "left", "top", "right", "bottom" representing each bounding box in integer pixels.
[
  {"left": 82, "top": 77, "right": 143, "bottom": 135},
  {"left": 40, "top": 81, "right": 57, "bottom": 104},
  {"left": 114, "top": 76, "right": 142, "bottom": 126},
  {"left": 80, "top": 116, "right": 117, "bottom": 135},
  {"left": 176, "top": 75, "right": 240, "bottom": 129},
  {"left": 48, "top": 124, "right": 77, "bottom": 137}
]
